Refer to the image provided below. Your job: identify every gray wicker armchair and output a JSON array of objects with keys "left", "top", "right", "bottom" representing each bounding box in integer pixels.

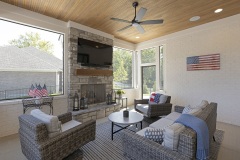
[
  {"left": 18, "top": 112, "right": 96, "bottom": 160},
  {"left": 134, "top": 96, "right": 172, "bottom": 117}
]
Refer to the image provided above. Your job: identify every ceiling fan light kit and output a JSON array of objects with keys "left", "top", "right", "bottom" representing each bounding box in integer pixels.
[{"left": 110, "top": 2, "right": 164, "bottom": 33}]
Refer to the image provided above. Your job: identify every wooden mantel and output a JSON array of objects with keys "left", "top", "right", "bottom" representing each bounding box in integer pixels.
[{"left": 76, "top": 68, "right": 113, "bottom": 76}]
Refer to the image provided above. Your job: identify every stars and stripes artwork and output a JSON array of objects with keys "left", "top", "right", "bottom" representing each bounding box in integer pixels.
[
  {"left": 28, "top": 84, "right": 49, "bottom": 98},
  {"left": 187, "top": 53, "right": 220, "bottom": 71}
]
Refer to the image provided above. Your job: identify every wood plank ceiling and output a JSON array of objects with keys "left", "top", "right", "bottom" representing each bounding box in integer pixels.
[{"left": 1, "top": 0, "right": 240, "bottom": 44}]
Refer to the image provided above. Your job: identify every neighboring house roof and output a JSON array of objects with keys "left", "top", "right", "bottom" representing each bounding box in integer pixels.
[{"left": 0, "top": 46, "right": 62, "bottom": 72}]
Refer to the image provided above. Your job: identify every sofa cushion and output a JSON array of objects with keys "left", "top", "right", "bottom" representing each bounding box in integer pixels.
[
  {"left": 159, "top": 94, "right": 168, "bottom": 104},
  {"left": 62, "top": 120, "right": 82, "bottom": 132},
  {"left": 163, "top": 123, "right": 185, "bottom": 151},
  {"left": 31, "top": 109, "right": 61, "bottom": 133},
  {"left": 164, "top": 112, "right": 182, "bottom": 121},
  {"left": 144, "top": 129, "right": 164, "bottom": 144},
  {"left": 136, "top": 104, "right": 149, "bottom": 114},
  {"left": 149, "top": 117, "right": 174, "bottom": 129}
]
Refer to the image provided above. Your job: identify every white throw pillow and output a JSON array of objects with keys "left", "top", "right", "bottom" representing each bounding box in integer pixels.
[
  {"left": 31, "top": 109, "right": 61, "bottom": 133},
  {"left": 182, "top": 105, "right": 202, "bottom": 116},
  {"left": 195, "top": 100, "right": 209, "bottom": 110},
  {"left": 163, "top": 123, "right": 185, "bottom": 151},
  {"left": 159, "top": 95, "right": 168, "bottom": 104}
]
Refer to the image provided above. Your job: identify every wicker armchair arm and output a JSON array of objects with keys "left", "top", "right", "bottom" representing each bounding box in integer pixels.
[
  {"left": 147, "top": 103, "right": 172, "bottom": 117},
  {"left": 58, "top": 112, "right": 72, "bottom": 124},
  {"left": 18, "top": 114, "right": 49, "bottom": 142},
  {"left": 174, "top": 105, "right": 185, "bottom": 113},
  {"left": 122, "top": 130, "right": 190, "bottom": 160},
  {"left": 37, "top": 119, "right": 96, "bottom": 158}
]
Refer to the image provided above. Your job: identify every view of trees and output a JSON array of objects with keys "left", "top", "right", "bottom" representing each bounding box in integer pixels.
[
  {"left": 9, "top": 32, "right": 54, "bottom": 54},
  {"left": 141, "top": 47, "right": 156, "bottom": 63},
  {"left": 113, "top": 48, "right": 132, "bottom": 89},
  {"left": 141, "top": 48, "right": 156, "bottom": 95}
]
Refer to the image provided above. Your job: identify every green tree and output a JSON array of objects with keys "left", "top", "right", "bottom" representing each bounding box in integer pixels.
[
  {"left": 141, "top": 48, "right": 155, "bottom": 63},
  {"left": 113, "top": 48, "right": 132, "bottom": 88},
  {"left": 113, "top": 60, "right": 128, "bottom": 82},
  {"left": 9, "top": 32, "right": 54, "bottom": 54}
]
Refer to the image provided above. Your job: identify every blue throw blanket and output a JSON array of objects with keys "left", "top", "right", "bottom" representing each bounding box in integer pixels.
[{"left": 175, "top": 114, "right": 209, "bottom": 160}]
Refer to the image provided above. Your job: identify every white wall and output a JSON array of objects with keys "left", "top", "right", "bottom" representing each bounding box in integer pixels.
[{"left": 136, "top": 14, "right": 240, "bottom": 126}]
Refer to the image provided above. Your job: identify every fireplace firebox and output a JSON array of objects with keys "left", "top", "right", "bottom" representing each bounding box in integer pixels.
[{"left": 81, "top": 84, "right": 106, "bottom": 105}]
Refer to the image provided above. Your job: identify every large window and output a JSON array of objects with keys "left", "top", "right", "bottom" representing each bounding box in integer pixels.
[
  {"left": 113, "top": 47, "right": 133, "bottom": 89},
  {"left": 0, "top": 19, "right": 64, "bottom": 101}
]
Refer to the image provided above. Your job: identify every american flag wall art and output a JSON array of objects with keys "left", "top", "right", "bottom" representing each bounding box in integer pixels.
[{"left": 187, "top": 53, "right": 220, "bottom": 71}]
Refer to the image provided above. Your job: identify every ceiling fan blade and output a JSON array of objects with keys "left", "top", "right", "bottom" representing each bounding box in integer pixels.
[
  {"left": 117, "top": 25, "right": 132, "bottom": 32},
  {"left": 135, "top": 7, "right": 147, "bottom": 21},
  {"left": 110, "top": 18, "right": 131, "bottom": 23},
  {"left": 140, "top": 19, "right": 164, "bottom": 25},
  {"left": 135, "top": 24, "right": 145, "bottom": 33}
]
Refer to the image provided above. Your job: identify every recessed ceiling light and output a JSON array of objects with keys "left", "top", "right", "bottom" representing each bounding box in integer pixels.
[
  {"left": 215, "top": 8, "right": 223, "bottom": 13},
  {"left": 136, "top": 36, "right": 140, "bottom": 38},
  {"left": 189, "top": 16, "right": 200, "bottom": 22}
]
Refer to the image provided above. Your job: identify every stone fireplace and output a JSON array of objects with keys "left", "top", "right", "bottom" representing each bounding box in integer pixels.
[{"left": 68, "top": 27, "right": 113, "bottom": 110}]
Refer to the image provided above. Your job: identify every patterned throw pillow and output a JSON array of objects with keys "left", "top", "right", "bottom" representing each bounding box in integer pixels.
[
  {"left": 144, "top": 129, "right": 164, "bottom": 144},
  {"left": 154, "top": 93, "right": 162, "bottom": 103},
  {"left": 149, "top": 92, "right": 162, "bottom": 104},
  {"left": 149, "top": 92, "right": 156, "bottom": 103},
  {"left": 182, "top": 105, "right": 192, "bottom": 114}
]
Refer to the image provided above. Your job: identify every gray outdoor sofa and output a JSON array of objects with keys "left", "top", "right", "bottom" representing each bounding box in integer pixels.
[
  {"left": 122, "top": 102, "right": 217, "bottom": 160},
  {"left": 18, "top": 112, "right": 96, "bottom": 160}
]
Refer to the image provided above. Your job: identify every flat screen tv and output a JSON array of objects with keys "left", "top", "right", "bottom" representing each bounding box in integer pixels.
[{"left": 77, "top": 38, "right": 113, "bottom": 67}]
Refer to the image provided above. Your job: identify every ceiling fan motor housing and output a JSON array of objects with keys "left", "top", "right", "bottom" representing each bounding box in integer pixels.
[{"left": 132, "top": 2, "right": 138, "bottom": 7}]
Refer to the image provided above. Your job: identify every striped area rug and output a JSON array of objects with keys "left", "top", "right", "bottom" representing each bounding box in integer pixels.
[{"left": 81, "top": 121, "right": 224, "bottom": 160}]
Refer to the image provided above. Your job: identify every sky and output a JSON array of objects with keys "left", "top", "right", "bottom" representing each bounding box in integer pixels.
[{"left": 0, "top": 19, "right": 63, "bottom": 60}]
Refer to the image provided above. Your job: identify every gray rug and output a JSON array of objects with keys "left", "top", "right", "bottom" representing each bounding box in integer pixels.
[{"left": 81, "top": 121, "right": 224, "bottom": 160}]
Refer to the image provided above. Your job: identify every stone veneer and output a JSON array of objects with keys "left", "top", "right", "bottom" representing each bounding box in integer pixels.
[
  {"left": 72, "top": 103, "right": 122, "bottom": 123},
  {"left": 68, "top": 27, "right": 114, "bottom": 110}
]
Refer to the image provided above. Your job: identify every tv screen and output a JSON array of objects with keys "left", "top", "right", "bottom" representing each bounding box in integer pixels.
[{"left": 77, "top": 38, "right": 113, "bottom": 67}]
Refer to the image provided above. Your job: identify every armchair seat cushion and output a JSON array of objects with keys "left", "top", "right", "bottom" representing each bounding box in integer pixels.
[
  {"left": 136, "top": 104, "right": 149, "bottom": 114},
  {"left": 62, "top": 120, "right": 82, "bottom": 132}
]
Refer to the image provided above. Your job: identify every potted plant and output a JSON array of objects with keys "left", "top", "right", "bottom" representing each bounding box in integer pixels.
[{"left": 116, "top": 89, "right": 125, "bottom": 99}]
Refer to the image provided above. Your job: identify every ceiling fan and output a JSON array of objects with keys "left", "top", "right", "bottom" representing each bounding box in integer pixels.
[{"left": 110, "top": 2, "right": 164, "bottom": 33}]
